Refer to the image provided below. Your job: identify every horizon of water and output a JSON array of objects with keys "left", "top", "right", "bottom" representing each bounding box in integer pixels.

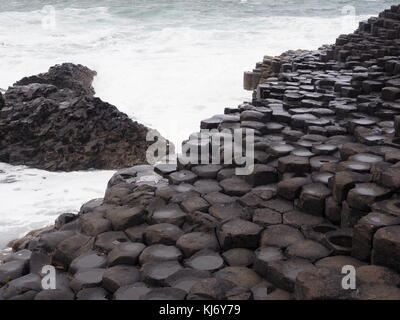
[{"left": 0, "top": 0, "right": 398, "bottom": 248}]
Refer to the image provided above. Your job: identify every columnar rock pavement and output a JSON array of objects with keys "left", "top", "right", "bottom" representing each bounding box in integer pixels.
[{"left": 2, "top": 6, "right": 400, "bottom": 300}]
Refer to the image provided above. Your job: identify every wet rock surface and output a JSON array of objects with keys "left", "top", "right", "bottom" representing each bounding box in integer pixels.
[
  {"left": 0, "top": 63, "right": 165, "bottom": 171},
  {"left": 2, "top": 6, "right": 400, "bottom": 300}
]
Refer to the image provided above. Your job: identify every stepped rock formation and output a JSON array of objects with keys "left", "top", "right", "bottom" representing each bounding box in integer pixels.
[
  {"left": 2, "top": 5, "right": 400, "bottom": 300},
  {"left": 0, "top": 63, "right": 158, "bottom": 171}
]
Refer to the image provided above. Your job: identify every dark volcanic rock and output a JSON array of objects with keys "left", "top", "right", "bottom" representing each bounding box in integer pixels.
[
  {"left": 188, "top": 278, "right": 236, "bottom": 300},
  {"left": 265, "top": 258, "right": 316, "bottom": 292},
  {"left": 70, "top": 251, "right": 107, "bottom": 273},
  {"left": 186, "top": 250, "right": 224, "bottom": 272},
  {"left": 70, "top": 268, "right": 106, "bottom": 292},
  {"left": 222, "top": 248, "right": 255, "bottom": 267},
  {"left": 113, "top": 282, "right": 151, "bottom": 300},
  {"left": 218, "top": 219, "right": 262, "bottom": 250},
  {"left": 102, "top": 265, "right": 140, "bottom": 293},
  {"left": 0, "top": 260, "right": 28, "bottom": 285},
  {"left": 215, "top": 266, "right": 262, "bottom": 289},
  {"left": 294, "top": 267, "right": 352, "bottom": 300},
  {"left": 14, "top": 63, "right": 96, "bottom": 96},
  {"left": 141, "top": 261, "right": 183, "bottom": 286},
  {"left": 0, "top": 63, "right": 163, "bottom": 171},
  {"left": 165, "top": 269, "right": 211, "bottom": 292},
  {"left": 372, "top": 226, "right": 400, "bottom": 273}
]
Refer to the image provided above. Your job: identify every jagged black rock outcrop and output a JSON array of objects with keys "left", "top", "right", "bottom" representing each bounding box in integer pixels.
[
  {"left": 14, "top": 63, "right": 96, "bottom": 96},
  {"left": 0, "top": 63, "right": 158, "bottom": 171}
]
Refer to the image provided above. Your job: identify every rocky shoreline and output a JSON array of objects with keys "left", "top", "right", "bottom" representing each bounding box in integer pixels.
[{"left": 1, "top": 5, "right": 400, "bottom": 300}]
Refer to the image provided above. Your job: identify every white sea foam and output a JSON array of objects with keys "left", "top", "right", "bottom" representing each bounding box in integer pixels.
[
  {"left": 0, "top": 0, "right": 397, "bottom": 247},
  {"left": 0, "top": 163, "right": 113, "bottom": 247}
]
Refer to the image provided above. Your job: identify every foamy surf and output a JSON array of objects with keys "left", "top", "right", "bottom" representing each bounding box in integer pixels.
[{"left": 0, "top": 163, "right": 113, "bottom": 248}]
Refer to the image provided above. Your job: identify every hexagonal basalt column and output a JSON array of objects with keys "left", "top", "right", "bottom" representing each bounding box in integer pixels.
[{"left": 372, "top": 225, "right": 400, "bottom": 273}]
